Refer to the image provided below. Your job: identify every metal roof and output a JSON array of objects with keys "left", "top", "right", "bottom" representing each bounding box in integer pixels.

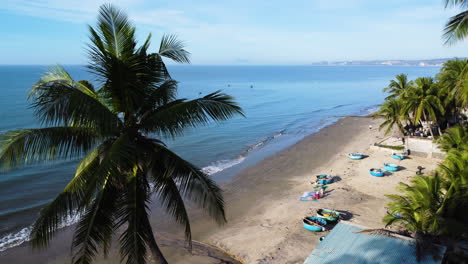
[{"left": 304, "top": 222, "right": 446, "bottom": 264}]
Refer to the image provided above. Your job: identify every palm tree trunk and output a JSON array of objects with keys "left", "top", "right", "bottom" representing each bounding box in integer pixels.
[{"left": 422, "top": 111, "right": 435, "bottom": 138}]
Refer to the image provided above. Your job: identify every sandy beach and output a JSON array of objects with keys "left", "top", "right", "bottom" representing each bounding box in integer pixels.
[
  {"left": 0, "top": 116, "right": 439, "bottom": 263},
  {"left": 170, "top": 116, "right": 438, "bottom": 263}
]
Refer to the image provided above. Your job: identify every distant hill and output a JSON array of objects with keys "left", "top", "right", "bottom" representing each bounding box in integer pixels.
[{"left": 311, "top": 58, "right": 467, "bottom": 66}]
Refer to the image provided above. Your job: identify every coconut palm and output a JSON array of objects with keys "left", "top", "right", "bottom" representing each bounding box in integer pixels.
[
  {"left": 437, "top": 59, "right": 468, "bottom": 118},
  {"left": 382, "top": 74, "right": 412, "bottom": 100},
  {"left": 0, "top": 4, "right": 243, "bottom": 264},
  {"left": 443, "top": 0, "right": 468, "bottom": 45},
  {"left": 436, "top": 125, "right": 468, "bottom": 152},
  {"left": 401, "top": 77, "right": 445, "bottom": 136},
  {"left": 376, "top": 99, "right": 405, "bottom": 136},
  {"left": 384, "top": 174, "right": 448, "bottom": 259}
]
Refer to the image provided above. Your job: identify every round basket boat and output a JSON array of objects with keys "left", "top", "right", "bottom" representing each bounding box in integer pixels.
[
  {"left": 384, "top": 163, "right": 399, "bottom": 172},
  {"left": 392, "top": 153, "right": 406, "bottom": 160},
  {"left": 370, "top": 168, "right": 385, "bottom": 177},
  {"left": 348, "top": 152, "right": 364, "bottom": 160},
  {"left": 303, "top": 217, "right": 327, "bottom": 232},
  {"left": 316, "top": 177, "right": 334, "bottom": 185},
  {"left": 316, "top": 209, "right": 340, "bottom": 222},
  {"left": 316, "top": 174, "right": 330, "bottom": 179}
]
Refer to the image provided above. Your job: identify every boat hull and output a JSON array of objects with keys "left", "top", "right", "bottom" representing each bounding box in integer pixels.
[
  {"left": 348, "top": 153, "right": 364, "bottom": 160},
  {"left": 384, "top": 163, "right": 399, "bottom": 171},
  {"left": 392, "top": 154, "right": 405, "bottom": 160},
  {"left": 370, "top": 169, "right": 384, "bottom": 177},
  {"left": 303, "top": 217, "right": 327, "bottom": 232},
  {"left": 316, "top": 174, "right": 329, "bottom": 179},
  {"left": 317, "top": 178, "right": 334, "bottom": 184},
  {"left": 316, "top": 209, "right": 340, "bottom": 222}
]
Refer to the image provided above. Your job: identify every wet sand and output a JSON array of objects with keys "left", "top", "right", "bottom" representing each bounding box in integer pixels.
[{"left": 0, "top": 117, "right": 439, "bottom": 263}]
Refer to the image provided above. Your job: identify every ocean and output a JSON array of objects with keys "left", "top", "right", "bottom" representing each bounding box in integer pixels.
[{"left": 0, "top": 65, "right": 440, "bottom": 251}]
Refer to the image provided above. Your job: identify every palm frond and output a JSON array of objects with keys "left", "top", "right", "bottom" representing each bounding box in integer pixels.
[
  {"left": 0, "top": 127, "right": 99, "bottom": 171},
  {"left": 443, "top": 10, "right": 468, "bottom": 45},
  {"left": 152, "top": 175, "right": 192, "bottom": 245},
  {"left": 116, "top": 172, "right": 151, "bottom": 264},
  {"left": 159, "top": 34, "right": 190, "bottom": 64},
  {"left": 72, "top": 181, "right": 119, "bottom": 264},
  {"left": 30, "top": 140, "right": 115, "bottom": 250},
  {"left": 150, "top": 144, "right": 226, "bottom": 224},
  {"left": 30, "top": 66, "right": 120, "bottom": 133},
  {"left": 139, "top": 80, "right": 178, "bottom": 114},
  {"left": 445, "top": 0, "right": 468, "bottom": 8},
  {"left": 140, "top": 91, "right": 244, "bottom": 137}
]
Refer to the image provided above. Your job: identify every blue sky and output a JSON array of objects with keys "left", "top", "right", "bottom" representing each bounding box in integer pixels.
[{"left": 0, "top": 0, "right": 467, "bottom": 65}]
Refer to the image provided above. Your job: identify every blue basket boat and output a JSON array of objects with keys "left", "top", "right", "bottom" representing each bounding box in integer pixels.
[
  {"left": 316, "top": 174, "right": 330, "bottom": 179},
  {"left": 384, "top": 163, "right": 399, "bottom": 172},
  {"left": 316, "top": 177, "right": 334, "bottom": 184},
  {"left": 392, "top": 153, "right": 406, "bottom": 160},
  {"left": 303, "top": 217, "right": 327, "bottom": 232},
  {"left": 370, "top": 168, "right": 385, "bottom": 177},
  {"left": 348, "top": 152, "right": 364, "bottom": 160}
]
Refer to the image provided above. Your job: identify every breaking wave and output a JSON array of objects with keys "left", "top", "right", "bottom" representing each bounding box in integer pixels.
[
  {"left": 201, "top": 130, "right": 285, "bottom": 175},
  {"left": 0, "top": 212, "right": 81, "bottom": 252}
]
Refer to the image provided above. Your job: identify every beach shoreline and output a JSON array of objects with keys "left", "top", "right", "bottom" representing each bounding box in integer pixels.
[
  {"left": 0, "top": 116, "right": 439, "bottom": 264},
  {"left": 170, "top": 116, "right": 439, "bottom": 263}
]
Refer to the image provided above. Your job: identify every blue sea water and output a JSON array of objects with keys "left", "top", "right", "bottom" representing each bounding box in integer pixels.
[{"left": 0, "top": 65, "right": 440, "bottom": 251}]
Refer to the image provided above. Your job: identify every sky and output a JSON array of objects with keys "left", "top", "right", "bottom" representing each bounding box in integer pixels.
[{"left": 0, "top": 0, "right": 467, "bottom": 65}]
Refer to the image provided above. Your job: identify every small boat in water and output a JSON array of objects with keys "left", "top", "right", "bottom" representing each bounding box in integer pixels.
[
  {"left": 316, "top": 209, "right": 340, "bottom": 222},
  {"left": 392, "top": 153, "right": 406, "bottom": 160},
  {"left": 303, "top": 217, "right": 327, "bottom": 232},
  {"left": 370, "top": 168, "right": 385, "bottom": 177},
  {"left": 383, "top": 163, "right": 399, "bottom": 172},
  {"left": 348, "top": 152, "right": 364, "bottom": 160}
]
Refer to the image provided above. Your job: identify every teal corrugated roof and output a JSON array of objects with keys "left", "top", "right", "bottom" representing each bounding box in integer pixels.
[{"left": 304, "top": 222, "right": 446, "bottom": 264}]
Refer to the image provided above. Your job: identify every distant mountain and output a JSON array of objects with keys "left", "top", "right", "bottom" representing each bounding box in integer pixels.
[{"left": 311, "top": 58, "right": 467, "bottom": 66}]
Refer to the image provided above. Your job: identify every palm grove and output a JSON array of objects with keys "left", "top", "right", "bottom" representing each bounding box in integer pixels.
[
  {"left": 0, "top": 5, "right": 243, "bottom": 264},
  {"left": 377, "top": 1, "right": 468, "bottom": 262}
]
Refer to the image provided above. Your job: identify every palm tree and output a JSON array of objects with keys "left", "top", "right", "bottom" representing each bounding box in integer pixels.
[
  {"left": 376, "top": 99, "right": 405, "bottom": 136},
  {"left": 0, "top": 4, "right": 243, "bottom": 264},
  {"left": 443, "top": 0, "right": 468, "bottom": 45},
  {"left": 384, "top": 174, "right": 448, "bottom": 259},
  {"left": 382, "top": 74, "right": 412, "bottom": 100},
  {"left": 401, "top": 77, "right": 445, "bottom": 137},
  {"left": 437, "top": 59, "right": 468, "bottom": 121},
  {"left": 436, "top": 125, "right": 468, "bottom": 152}
]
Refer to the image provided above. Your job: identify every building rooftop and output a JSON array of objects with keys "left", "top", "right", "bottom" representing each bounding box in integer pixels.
[{"left": 304, "top": 222, "right": 446, "bottom": 264}]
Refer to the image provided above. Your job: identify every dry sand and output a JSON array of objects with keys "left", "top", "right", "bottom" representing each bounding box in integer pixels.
[
  {"left": 171, "top": 117, "right": 439, "bottom": 263},
  {"left": 0, "top": 117, "right": 439, "bottom": 264}
]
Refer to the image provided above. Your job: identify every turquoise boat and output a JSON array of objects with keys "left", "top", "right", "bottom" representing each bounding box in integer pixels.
[
  {"left": 303, "top": 217, "right": 327, "bottom": 232},
  {"left": 348, "top": 152, "right": 364, "bottom": 160},
  {"left": 370, "top": 168, "right": 385, "bottom": 177},
  {"left": 316, "top": 209, "right": 340, "bottom": 222},
  {"left": 384, "top": 163, "right": 399, "bottom": 172},
  {"left": 316, "top": 174, "right": 330, "bottom": 179},
  {"left": 316, "top": 177, "right": 334, "bottom": 184},
  {"left": 392, "top": 153, "right": 406, "bottom": 160}
]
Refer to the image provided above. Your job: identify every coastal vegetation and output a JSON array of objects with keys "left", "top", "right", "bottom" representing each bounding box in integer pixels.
[
  {"left": 376, "top": 59, "right": 468, "bottom": 138},
  {"left": 0, "top": 4, "right": 242, "bottom": 264},
  {"left": 380, "top": 4, "right": 468, "bottom": 259},
  {"left": 383, "top": 126, "right": 468, "bottom": 262},
  {"left": 379, "top": 4, "right": 468, "bottom": 258}
]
